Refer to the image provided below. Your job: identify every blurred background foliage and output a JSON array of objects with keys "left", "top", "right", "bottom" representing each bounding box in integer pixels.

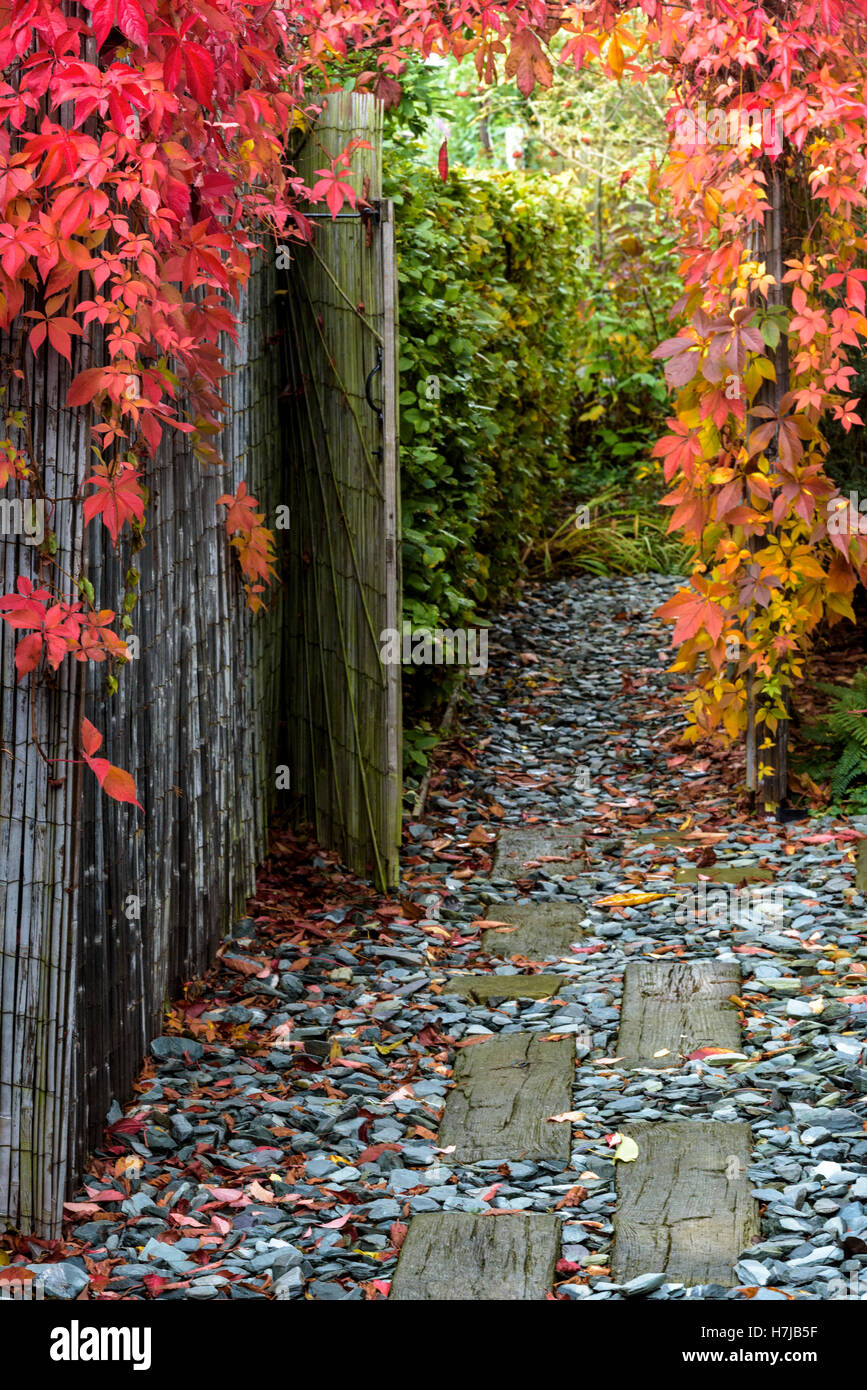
[{"left": 377, "top": 51, "right": 681, "bottom": 732}]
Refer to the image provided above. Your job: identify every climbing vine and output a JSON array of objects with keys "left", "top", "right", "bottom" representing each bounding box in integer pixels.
[{"left": 2, "top": 0, "right": 867, "bottom": 809}]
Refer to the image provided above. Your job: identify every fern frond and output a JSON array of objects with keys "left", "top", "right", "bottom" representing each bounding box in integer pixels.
[{"left": 832, "top": 741, "right": 867, "bottom": 800}]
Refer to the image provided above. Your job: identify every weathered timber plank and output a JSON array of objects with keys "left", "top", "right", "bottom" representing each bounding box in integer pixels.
[
  {"left": 493, "top": 825, "right": 584, "bottom": 880},
  {"left": 390, "top": 1212, "right": 560, "bottom": 1300},
  {"left": 482, "top": 902, "right": 587, "bottom": 958},
  {"left": 674, "top": 864, "right": 773, "bottom": 885},
  {"left": 613, "top": 1121, "right": 759, "bottom": 1287},
  {"left": 857, "top": 839, "right": 867, "bottom": 893},
  {"left": 443, "top": 973, "right": 563, "bottom": 1000},
  {"left": 616, "top": 961, "right": 741, "bottom": 1067},
  {"left": 439, "top": 1032, "right": 573, "bottom": 1162}
]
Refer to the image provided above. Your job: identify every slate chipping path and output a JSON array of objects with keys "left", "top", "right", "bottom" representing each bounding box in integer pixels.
[{"left": 14, "top": 573, "right": 867, "bottom": 1301}]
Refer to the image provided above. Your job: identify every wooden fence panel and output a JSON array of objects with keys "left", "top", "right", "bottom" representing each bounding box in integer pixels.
[{"left": 283, "top": 92, "right": 401, "bottom": 892}]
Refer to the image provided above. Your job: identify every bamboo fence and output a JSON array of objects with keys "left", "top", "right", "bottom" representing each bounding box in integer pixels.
[{"left": 0, "top": 257, "right": 286, "bottom": 1235}]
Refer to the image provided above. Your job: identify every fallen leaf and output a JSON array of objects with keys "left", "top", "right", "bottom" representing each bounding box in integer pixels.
[
  {"left": 687, "top": 1047, "right": 747, "bottom": 1063},
  {"left": 466, "top": 825, "right": 493, "bottom": 845},
  {"left": 248, "top": 1180, "right": 277, "bottom": 1203},
  {"left": 357, "top": 1142, "right": 401, "bottom": 1164},
  {"left": 594, "top": 891, "right": 668, "bottom": 907}
]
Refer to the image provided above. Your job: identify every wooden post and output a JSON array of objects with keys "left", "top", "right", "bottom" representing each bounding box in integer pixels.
[
  {"left": 284, "top": 92, "right": 401, "bottom": 891},
  {"left": 746, "top": 157, "right": 790, "bottom": 811}
]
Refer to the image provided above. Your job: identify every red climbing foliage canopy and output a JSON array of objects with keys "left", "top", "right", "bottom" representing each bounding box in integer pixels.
[{"left": 2, "top": 0, "right": 867, "bottom": 805}]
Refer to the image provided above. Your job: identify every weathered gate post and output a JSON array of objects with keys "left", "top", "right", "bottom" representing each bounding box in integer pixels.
[{"left": 283, "top": 92, "right": 402, "bottom": 890}]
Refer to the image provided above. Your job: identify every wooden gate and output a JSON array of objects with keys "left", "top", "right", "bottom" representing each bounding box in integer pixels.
[{"left": 282, "top": 93, "right": 402, "bottom": 892}]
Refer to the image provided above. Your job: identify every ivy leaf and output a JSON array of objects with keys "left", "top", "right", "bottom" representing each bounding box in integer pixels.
[
  {"left": 651, "top": 335, "right": 700, "bottom": 388},
  {"left": 504, "top": 28, "right": 553, "bottom": 96},
  {"left": 657, "top": 586, "right": 725, "bottom": 645},
  {"left": 14, "top": 631, "right": 42, "bottom": 679},
  {"left": 66, "top": 367, "right": 108, "bottom": 408},
  {"left": 184, "top": 41, "right": 215, "bottom": 108},
  {"left": 117, "top": 0, "right": 148, "bottom": 48},
  {"left": 738, "top": 564, "right": 781, "bottom": 609},
  {"left": 81, "top": 718, "right": 142, "bottom": 809},
  {"left": 83, "top": 463, "right": 146, "bottom": 545},
  {"left": 89, "top": 0, "right": 118, "bottom": 49},
  {"left": 217, "top": 480, "right": 261, "bottom": 536},
  {"left": 761, "top": 318, "right": 781, "bottom": 349}
]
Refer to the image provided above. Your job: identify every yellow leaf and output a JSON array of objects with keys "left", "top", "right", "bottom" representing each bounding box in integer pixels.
[
  {"left": 613, "top": 1135, "right": 639, "bottom": 1163},
  {"left": 608, "top": 33, "right": 625, "bottom": 78},
  {"left": 594, "top": 891, "right": 668, "bottom": 907}
]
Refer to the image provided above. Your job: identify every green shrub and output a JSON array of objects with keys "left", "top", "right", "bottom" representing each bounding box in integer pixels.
[{"left": 388, "top": 155, "right": 588, "bottom": 639}]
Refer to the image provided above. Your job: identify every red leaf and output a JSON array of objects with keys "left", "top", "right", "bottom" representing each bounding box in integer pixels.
[
  {"left": 357, "top": 1142, "right": 401, "bottom": 1164},
  {"left": 81, "top": 720, "right": 143, "bottom": 809},
  {"left": 185, "top": 42, "right": 215, "bottom": 108},
  {"left": 66, "top": 368, "right": 107, "bottom": 408},
  {"left": 82, "top": 463, "right": 146, "bottom": 545},
  {"left": 504, "top": 28, "right": 554, "bottom": 96},
  {"left": 102, "top": 764, "right": 142, "bottom": 807},
  {"left": 321, "top": 1213, "right": 351, "bottom": 1230},
  {"left": 90, "top": 0, "right": 115, "bottom": 49},
  {"left": 14, "top": 632, "right": 42, "bottom": 680},
  {"left": 108, "top": 1114, "right": 145, "bottom": 1135},
  {"left": 117, "top": 0, "right": 147, "bottom": 48},
  {"left": 80, "top": 716, "right": 102, "bottom": 758},
  {"left": 163, "top": 39, "right": 182, "bottom": 89},
  {"left": 438, "top": 139, "right": 449, "bottom": 182}
]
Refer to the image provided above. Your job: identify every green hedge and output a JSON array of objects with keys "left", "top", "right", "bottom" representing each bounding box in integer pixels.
[{"left": 387, "top": 158, "right": 586, "bottom": 637}]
